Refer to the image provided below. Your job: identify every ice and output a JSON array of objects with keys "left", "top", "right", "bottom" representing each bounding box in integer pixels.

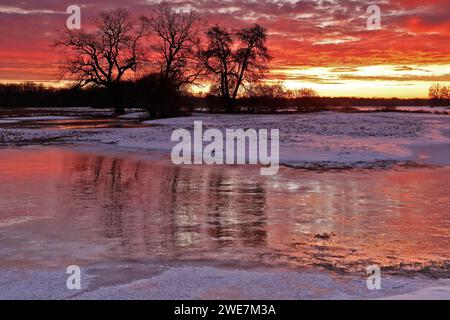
[
  {"left": 4, "top": 116, "right": 79, "bottom": 121},
  {"left": 118, "top": 112, "right": 149, "bottom": 119},
  {"left": 0, "top": 262, "right": 447, "bottom": 300}
]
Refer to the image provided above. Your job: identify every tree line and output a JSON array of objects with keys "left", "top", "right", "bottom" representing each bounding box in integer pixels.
[{"left": 1, "top": 81, "right": 443, "bottom": 112}]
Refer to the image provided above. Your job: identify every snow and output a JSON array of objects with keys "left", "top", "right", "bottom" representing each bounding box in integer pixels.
[
  {"left": 1, "top": 111, "right": 450, "bottom": 168},
  {"left": 382, "top": 280, "right": 450, "bottom": 300},
  {"left": 0, "top": 128, "right": 82, "bottom": 145},
  {"left": 138, "top": 112, "right": 450, "bottom": 167},
  {"left": 0, "top": 261, "right": 447, "bottom": 300},
  {"left": 118, "top": 112, "right": 149, "bottom": 119},
  {"left": 396, "top": 106, "right": 449, "bottom": 113},
  {"left": 353, "top": 106, "right": 450, "bottom": 113}
]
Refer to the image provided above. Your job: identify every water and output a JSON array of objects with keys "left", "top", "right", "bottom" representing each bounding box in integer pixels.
[
  {"left": 350, "top": 106, "right": 450, "bottom": 114},
  {"left": 0, "top": 118, "right": 150, "bottom": 130},
  {"left": 0, "top": 147, "right": 448, "bottom": 275}
]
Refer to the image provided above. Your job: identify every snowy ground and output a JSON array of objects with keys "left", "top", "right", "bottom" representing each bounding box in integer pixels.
[
  {"left": 1, "top": 111, "right": 449, "bottom": 168},
  {"left": 141, "top": 112, "right": 450, "bottom": 168},
  {"left": 0, "top": 261, "right": 448, "bottom": 300}
]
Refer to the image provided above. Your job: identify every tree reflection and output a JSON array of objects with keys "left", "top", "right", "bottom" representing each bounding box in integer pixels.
[{"left": 64, "top": 154, "right": 269, "bottom": 257}]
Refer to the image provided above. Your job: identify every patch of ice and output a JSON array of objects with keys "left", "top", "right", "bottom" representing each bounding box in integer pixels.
[
  {"left": 0, "top": 216, "right": 48, "bottom": 228},
  {"left": 0, "top": 120, "right": 19, "bottom": 124},
  {"left": 5, "top": 116, "right": 78, "bottom": 121},
  {"left": 118, "top": 112, "right": 149, "bottom": 119}
]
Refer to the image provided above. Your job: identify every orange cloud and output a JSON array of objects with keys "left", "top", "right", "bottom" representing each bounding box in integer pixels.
[{"left": 0, "top": 0, "right": 449, "bottom": 97}]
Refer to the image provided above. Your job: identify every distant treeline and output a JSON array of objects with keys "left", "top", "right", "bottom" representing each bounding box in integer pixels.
[{"left": 1, "top": 82, "right": 447, "bottom": 115}]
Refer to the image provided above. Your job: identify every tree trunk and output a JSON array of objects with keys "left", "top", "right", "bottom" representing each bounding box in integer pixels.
[
  {"left": 109, "top": 85, "right": 125, "bottom": 115},
  {"left": 224, "top": 97, "right": 237, "bottom": 113},
  {"left": 114, "top": 105, "right": 125, "bottom": 115}
]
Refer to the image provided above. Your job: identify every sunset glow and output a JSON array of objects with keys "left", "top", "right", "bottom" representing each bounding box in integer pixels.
[{"left": 1, "top": 0, "right": 449, "bottom": 97}]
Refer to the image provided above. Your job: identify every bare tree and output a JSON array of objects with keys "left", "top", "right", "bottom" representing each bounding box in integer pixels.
[
  {"left": 245, "top": 82, "right": 285, "bottom": 113},
  {"left": 288, "top": 88, "right": 319, "bottom": 112},
  {"left": 55, "top": 9, "right": 147, "bottom": 114},
  {"left": 429, "top": 83, "right": 450, "bottom": 106},
  {"left": 288, "top": 88, "right": 318, "bottom": 99},
  {"left": 143, "top": 3, "right": 203, "bottom": 89},
  {"left": 232, "top": 25, "right": 271, "bottom": 100},
  {"left": 440, "top": 85, "right": 450, "bottom": 100},
  {"left": 429, "top": 83, "right": 442, "bottom": 100},
  {"left": 201, "top": 24, "right": 271, "bottom": 112},
  {"left": 200, "top": 25, "right": 234, "bottom": 106}
]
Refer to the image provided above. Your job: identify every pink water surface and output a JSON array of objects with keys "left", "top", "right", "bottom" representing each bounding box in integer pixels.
[{"left": 0, "top": 147, "right": 448, "bottom": 275}]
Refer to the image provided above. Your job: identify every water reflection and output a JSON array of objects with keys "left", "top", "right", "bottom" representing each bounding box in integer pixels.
[
  {"left": 0, "top": 148, "right": 448, "bottom": 273},
  {"left": 0, "top": 119, "right": 151, "bottom": 130}
]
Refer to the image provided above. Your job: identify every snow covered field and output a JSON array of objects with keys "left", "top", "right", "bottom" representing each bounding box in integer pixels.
[{"left": 1, "top": 111, "right": 449, "bottom": 168}]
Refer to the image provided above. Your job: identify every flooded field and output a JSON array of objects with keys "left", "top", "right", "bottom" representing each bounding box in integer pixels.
[
  {"left": 0, "top": 118, "right": 151, "bottom": 130},
  {"left": 0, "top": 147, "right": 448, "bottom": 277},
  {"left": 1, "top": 108, "right": 449, "bottom": 299}
]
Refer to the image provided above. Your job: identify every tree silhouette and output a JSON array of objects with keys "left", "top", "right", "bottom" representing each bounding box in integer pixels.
[
  {"left": 245, "top": 82, "right": 285, "bottom": 113},
  {"left": 429, "top": 83, "right": 442, "bottom": 100},
  {"left": 200, "top": 24, "right": 271, "bottom": 112},
  {"left": 232, "top": 25, "right": 271, "bottom": 100},
  {"left": 55, "top": 9, "right": 147, "bottom": 114},
  {"left": 200, "top": 25, "right": 234, "bottom": 108},
  {"left": 143, "top": 3, "right": 204, "bottom": 89},
  {"left": 429, "top": 83, "right": 450, "bottom": 106}
]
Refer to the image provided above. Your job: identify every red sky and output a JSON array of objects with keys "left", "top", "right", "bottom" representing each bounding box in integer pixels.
[{"left": 0, "top": 0, "right": 449, "bottom": 97}]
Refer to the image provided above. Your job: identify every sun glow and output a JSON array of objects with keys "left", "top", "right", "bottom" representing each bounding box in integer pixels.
[{"left": 271, "top": 64, "right": 450, "bottom": 98}]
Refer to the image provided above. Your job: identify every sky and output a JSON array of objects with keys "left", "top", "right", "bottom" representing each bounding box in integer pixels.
[{"left": 0, "top": 0, "right": 449, "bottom": 98}]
